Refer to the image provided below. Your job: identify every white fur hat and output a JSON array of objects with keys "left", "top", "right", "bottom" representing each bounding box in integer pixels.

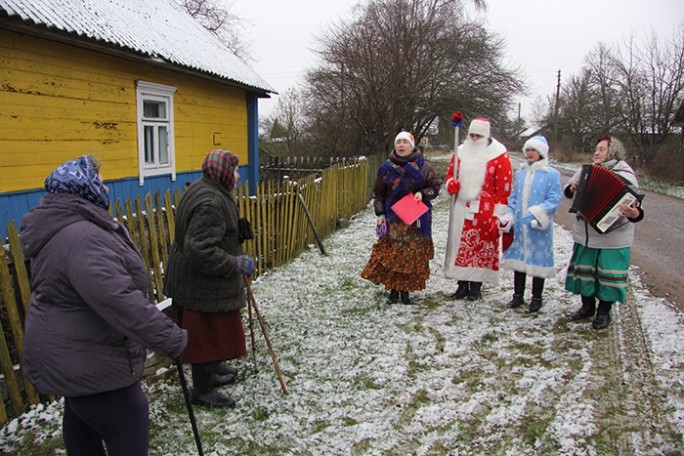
[
  {"left": 468, "top": 118, "right": 490, "bottom": 138},
  {"left": 523, "top": 135, "right": 549, "bottom": 158},
  {"left": 395, "top": 131, "right": 415, "bottom": 149}
]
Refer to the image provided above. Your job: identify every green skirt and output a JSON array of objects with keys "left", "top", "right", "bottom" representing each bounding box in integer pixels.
[{"left": 565, "top": 243, "right": 631, "bottom": 303}]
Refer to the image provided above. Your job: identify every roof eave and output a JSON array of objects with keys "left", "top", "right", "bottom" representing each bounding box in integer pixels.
[{"left": 0, "top": 15, "right": 275, "bottom": 96}]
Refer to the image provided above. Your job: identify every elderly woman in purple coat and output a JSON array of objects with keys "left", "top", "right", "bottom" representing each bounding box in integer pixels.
[{"left": 20, "top": 155, "right": 187, "bottom": 456}]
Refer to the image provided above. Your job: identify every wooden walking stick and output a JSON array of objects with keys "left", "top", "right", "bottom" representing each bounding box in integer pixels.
[
  {"left": 244, "top": 276, "right": 289, "bottom": 395},
  {"left": 174, "top": 357, "right": 204, "bottom": 456},
  {"left": 247, "top": 289, "right": 259, "bottom": 372}
]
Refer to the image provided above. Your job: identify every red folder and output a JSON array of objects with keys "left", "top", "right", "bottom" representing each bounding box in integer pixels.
[{"left": 391, "top": 193, "right": 429, "bottom": 225}]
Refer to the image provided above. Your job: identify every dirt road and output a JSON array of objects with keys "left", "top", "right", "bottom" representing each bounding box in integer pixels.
[{"left": 552, "top": 163, "right": 684, "bottom": 309}]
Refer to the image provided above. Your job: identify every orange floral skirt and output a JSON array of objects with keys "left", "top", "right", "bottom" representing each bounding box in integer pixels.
[{"left": 361, "top": 221, "right": 434, "bottom": 292}]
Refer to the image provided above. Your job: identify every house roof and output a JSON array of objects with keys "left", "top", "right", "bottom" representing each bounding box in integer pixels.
[{"left": 0, "top": 0, "right": 275, "bottom": 94}]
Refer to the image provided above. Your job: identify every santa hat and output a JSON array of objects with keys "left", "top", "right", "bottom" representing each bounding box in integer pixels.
[
  {"left": 395, "top": 131, "right": 415, "bottom": 149},
  {"left": 468, "top": 118, "right": 490, "bottom": 138},
  {"left": 523, "top": 135, "right": 549, "bottom": 158}
]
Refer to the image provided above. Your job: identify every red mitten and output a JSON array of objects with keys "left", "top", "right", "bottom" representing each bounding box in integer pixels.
[{"left": 447, "top": 179, "right": 460, "bottom": 195}]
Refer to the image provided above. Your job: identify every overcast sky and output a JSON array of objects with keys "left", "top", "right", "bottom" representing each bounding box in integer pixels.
[{"left": 234, "top": 0, "right": 683, "bottom": 121}]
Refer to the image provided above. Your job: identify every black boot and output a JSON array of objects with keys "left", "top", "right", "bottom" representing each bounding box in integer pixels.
[
  {"left": 526, "top": 297, "right": 542, "bottom": 313},
  {"left": 467, "top": 282, "right": 482, "bottom": 301},
  {"left": 506, "top": 295, "right": 524, "bottom": 308},
  {"left": 214, "top": 361, "right": 238, "bottom": 377},
  {"left": 570, "top": 295, "right": 596, "bottom": 320},
  {"left": 213, "top": 369, "right": 237, "bottom": 387},
  {"left": 507, "top": 271, "right": 526, "bottom": 308},
  {"left": 400, "top": 291, "right": 411, "bottom": 304},
  {"left": 451, "top": 281, "right": 469, "bottom": 300},
  {"left": 389, "top": 289, "right": 399, "bottom": 303},
  {"left": 191, "top": 363, "right": 236, "bottom": 408},
  {"left": 592, "top": 301, "right": 612, "bottom": 329},
  {"left": 526, "top": 277, "right": 544, "bottom": 313}
]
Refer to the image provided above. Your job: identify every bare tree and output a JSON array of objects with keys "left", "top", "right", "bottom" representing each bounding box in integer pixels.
[
  {"left": 550, "top": 27, "right": 684, "bottom": 171},
  {"left": 260, "top": 89, "right": 314, "bottom": 156},
  {"left": 177, "top": 0, "right": 250, "bottom": 61},
  {"left": 304, "top": 0, "right": 523, "bottom": 156}
]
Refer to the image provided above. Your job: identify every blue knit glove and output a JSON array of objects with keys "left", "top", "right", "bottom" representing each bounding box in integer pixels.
[{"left": 236, "top": 255, "right": 255, "bottom": 276}]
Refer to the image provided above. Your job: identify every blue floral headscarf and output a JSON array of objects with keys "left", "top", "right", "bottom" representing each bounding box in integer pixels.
[{"left": 44, "top": 155, "right": 110, "bottom": 209}]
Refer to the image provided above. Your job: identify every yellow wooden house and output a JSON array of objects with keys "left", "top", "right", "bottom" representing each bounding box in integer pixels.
[{"left": 0, "top": 0, "right": 275, "bottom": 238}]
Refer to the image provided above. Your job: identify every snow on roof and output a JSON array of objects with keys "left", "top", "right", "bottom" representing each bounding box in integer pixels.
[{"left": 0, "top": 0, "right": 275, "bottom": 93}]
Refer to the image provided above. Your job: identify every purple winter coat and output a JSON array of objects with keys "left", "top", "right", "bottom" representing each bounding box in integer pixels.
[{"left": 20, "top": 193, "right": 187, "bottom": 397}]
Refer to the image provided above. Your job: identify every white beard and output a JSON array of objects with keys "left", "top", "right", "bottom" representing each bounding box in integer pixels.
[{"left": 457, "top": 138, "right": 489, "bottom": 201}]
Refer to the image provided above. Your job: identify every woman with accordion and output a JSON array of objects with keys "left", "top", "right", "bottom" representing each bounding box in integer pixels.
[{"left": 564, "top": 135, "right": 644, "bottom": 329}]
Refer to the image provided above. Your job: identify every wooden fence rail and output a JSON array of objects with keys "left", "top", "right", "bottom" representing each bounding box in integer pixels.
[{"left": 0, "top": 156, "right": 380, "bottom": 425}]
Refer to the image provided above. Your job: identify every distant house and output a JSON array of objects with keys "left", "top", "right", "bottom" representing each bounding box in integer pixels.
[{"left": 0, "top": 0, "right": 275, "bottom": 238}]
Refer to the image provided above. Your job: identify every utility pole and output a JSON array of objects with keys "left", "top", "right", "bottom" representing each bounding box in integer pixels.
[{"left": 553, "top": 69, "right": 561, "bottom": 155}]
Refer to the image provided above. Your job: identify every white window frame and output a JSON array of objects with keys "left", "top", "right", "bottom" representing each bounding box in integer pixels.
[{"left": 136, "top": 81, "right": 177, "bottom": 185}]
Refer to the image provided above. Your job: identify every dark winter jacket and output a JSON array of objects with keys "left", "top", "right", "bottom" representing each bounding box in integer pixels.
[
  {"left": 163, "top": 176, "right": 246, "bottom": 313},
  {"left": 20, "top": 193, "right": 187, "bottom": 397},
  {"left": 372, "top": 148, "right": 441, "bottom": 216}
]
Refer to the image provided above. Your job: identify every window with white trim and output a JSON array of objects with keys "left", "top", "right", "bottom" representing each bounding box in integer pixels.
[{"left": 136, "top": 81, "right": 177, "bottom": 184}]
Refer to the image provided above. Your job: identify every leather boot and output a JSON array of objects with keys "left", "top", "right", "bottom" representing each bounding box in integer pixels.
[
  {"left": 467, "top": 282, "right": 482, "bottom": 301},
  {"left": 389, "top": 289, "right": 399, "bottom": 303},
  {"left": 451, "top": 281, "right": 469, "bottom": 300},
  {"left": 191, "top": 363, "right": 236, "bottom": 408},
  {"left": 592, "top": 301, "right": 612, "bottom": 329},
  {"left": 526, "top": 297, "right": 542, "bottom": 313},
  {"left": 507, "top": 271, "right": 526, "bottom": 308},
  {"left": 506, "top": 295, "right": 524, "bottom": 308},
  {"left": 400, "top": 291, "right": 411, "bottom": 304},
  {"left": 570, "top": 296, "right": 596, "bottom": 320}
]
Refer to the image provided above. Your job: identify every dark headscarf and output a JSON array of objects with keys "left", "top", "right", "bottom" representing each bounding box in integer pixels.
[
  {"left": 202, "top": 149, "right": 240, "bottom": 191},
  {"left": 44, "top": 155, "right": 110, "bottom": 209}
]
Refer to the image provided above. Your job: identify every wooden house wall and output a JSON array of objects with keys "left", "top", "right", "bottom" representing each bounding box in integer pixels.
[{"left": 0, "top": 28, "right": 260, "bottom": 238}]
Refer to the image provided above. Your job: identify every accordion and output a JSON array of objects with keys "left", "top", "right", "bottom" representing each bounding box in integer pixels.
[{"left": 569, "top": 164, "right": 644, "bottom": 233}]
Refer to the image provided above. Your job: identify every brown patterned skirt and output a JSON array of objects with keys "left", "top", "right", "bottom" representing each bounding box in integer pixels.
[{"left": 361, "top": 221, "right": 434, "bottom": 292}]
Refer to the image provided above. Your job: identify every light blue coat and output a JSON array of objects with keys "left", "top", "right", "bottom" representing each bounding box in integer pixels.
[{"left": 501, "top": 157, "right": 562, "bottom": 278}]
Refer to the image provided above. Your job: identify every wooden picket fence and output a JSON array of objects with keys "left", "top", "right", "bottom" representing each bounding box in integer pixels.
[{"left": 0, "top": 156, "right": 377, "bottom": 425}]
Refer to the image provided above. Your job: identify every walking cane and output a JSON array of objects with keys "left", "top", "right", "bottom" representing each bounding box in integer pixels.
[
  {"left": 175, "top": 357, "right": 204, "bottom": 456},
  {"left": 247, "top": 289, "right": 259, "bottom": 372},
  {"left": 244, "top": 276, "right": 289, "bottom": 395}
]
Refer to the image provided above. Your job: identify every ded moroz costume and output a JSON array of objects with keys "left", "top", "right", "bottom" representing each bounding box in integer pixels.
[{"left": 443, "top": 118, "right": 513, "bottom": 300}]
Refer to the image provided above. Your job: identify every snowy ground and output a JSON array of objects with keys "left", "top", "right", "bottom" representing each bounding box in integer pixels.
[{"left": 2, "top": 156, "right": 684, "bottom": 455}]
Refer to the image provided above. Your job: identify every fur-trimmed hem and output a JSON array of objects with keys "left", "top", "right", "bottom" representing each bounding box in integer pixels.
[
  {"left": 443, "top": 266, "right": 500, "bottom": 284},
  {"left": 500, "top": 259, "right": 556, "bottom": 278}
]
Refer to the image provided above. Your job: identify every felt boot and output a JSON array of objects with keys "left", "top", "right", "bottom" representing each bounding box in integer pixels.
[
  {"left": 400, "top": 291, "right": 411, "bottom": 304},
  {"left": 191, "top": 363, "right": 236, "bottom": 408},
  {"left": 214, "top": 361, "right": 239, "bottom": 377},
  {"left": 389, "top": 289, "right": 399, "bottom": 303}
]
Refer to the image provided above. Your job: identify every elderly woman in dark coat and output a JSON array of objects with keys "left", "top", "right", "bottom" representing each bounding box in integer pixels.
[
  {"left": 21, "top": 155, "right": 187, "bottom": 456},
  {"left": 164, "top": 149, "right": 255, "bottom": 408}
]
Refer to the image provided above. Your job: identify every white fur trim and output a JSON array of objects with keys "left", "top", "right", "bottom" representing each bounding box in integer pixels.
[
  {"left": 523, "top": 137, "right": 549, "bottom": 158},
  {"left": 494, "top": 203, "right": 508, "bottom": 218},
  {"left": 468, "top": 118, "right": 490, "bottom": 137},
  {"left": 528, "top": 205, "right": 550, "bottom": 230}
]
